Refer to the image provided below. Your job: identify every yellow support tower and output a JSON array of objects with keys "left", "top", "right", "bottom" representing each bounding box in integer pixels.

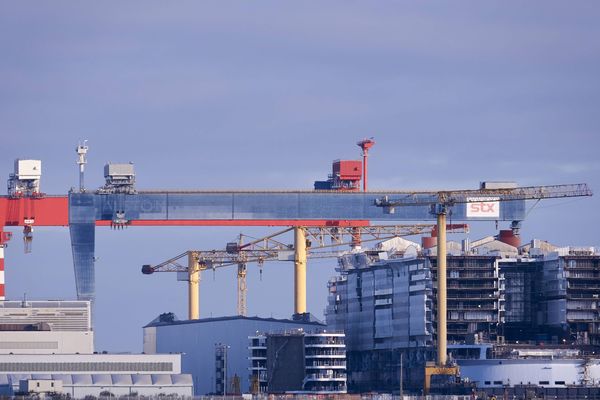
[
  {"left": 188, "top": 251, "right": 201, "bottom": 320},
  {"left": 437, "top": 212, "right": 447, "bottom": 366},
  {"left": 294, "top": 226, "right": 307, "bottom": 315},
  {"left": 424, "top": 210, "right": 459, "bottom": 394}
]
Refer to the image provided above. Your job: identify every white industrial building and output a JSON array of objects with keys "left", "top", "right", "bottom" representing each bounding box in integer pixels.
[
  {"left": 144, "top": 313, "right": 325, "bottom": 395},
  {"left": 0, "top": 300, "right": 193, "bottom": 397},
  {"left": 0, "top": 300, "right": 93, "bottom": 354},
  {"left": 0, "top": 354, "right": 193, "bottom": 397}
]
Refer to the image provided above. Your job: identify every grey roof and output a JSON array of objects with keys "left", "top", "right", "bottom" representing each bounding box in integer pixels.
[{"left": 144, "top": 314, "right": 325, "bottom": 328}]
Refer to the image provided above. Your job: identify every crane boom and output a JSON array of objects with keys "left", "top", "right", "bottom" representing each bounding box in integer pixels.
[
  {"left": 375, "top": 183, "right": 592, "bottom": 209},
  {"left": 141, "top": 223, "right": 469, "bottom": 318}
]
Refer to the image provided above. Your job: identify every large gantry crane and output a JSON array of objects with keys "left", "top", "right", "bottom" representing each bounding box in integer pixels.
[
  {"left": 141, "top": 224, "right": 469, "bottom": 319},
  {"left": 0, "top": 141, "right": 593, "bottom": 319}
]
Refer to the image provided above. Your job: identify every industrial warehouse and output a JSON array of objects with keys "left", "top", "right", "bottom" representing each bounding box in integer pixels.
[{"left": 0, "top": 141, "right": 598, "bottom": 398}]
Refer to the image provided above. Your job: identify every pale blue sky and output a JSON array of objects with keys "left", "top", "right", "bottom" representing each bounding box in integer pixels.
[{"left": 1, "top": 1, "right": 599, "bottom": 351}]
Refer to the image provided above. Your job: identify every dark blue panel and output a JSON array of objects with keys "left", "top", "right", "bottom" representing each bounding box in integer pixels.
[
  {"left": 167, "top": 193, "right": 232, "bottom": 219},
  {"left": 233, "top": 193, "right": 299, "bottom": 219}
]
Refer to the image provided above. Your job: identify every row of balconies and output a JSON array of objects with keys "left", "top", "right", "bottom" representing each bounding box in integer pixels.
[
  {"left": 306, "top": 363, "right": 346, "bottom": 369},
  {"left": 304, "top": 373, "right": 347, "bottom": 381}
]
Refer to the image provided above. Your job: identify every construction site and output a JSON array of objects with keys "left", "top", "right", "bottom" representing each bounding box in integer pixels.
[{"left": 1, "top": 139, "right": 599, "bottom": 399}]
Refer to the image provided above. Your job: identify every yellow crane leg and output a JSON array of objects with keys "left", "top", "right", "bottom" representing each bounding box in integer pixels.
[
  {"left": 294, "top": 226, "right": 307, "bottom": 315},
  {"left": 188, "top": 251, "right": 200, "bottom": 320},
  {"left": 424, "top": 363, "right": 458, "bottom": 394},
  {"left": 437, "top": 212, "right": 447, "bottom": 366}
]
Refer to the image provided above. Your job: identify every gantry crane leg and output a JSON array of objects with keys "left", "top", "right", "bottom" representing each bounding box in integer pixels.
[
  {"left": 188, "top": 251, "right": 200, "bottom": 320},
  {"left": 294, "top": 226, "right": 307, "bottom": 315}
]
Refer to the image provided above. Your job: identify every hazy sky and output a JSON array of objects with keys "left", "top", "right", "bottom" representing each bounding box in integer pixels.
[{"left": 1, "top": 2, "right": 599, "bottom": 352}]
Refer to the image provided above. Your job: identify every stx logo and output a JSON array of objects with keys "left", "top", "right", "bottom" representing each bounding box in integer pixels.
[
  {"left": 466, "top": 198, "right": 500, "bottom": 218},
  {"left": 469, "top": 203, "right": 496, "bottom": 213}
]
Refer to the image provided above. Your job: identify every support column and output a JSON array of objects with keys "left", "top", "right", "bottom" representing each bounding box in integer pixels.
[
  {"left": 436, "top": 212, "right": 447, "bottom": 366},
  {"left": 188, "top": 251, "right": 200, "bottom": 320},
  {"left": 294, "top": 226, "right": 307, "bottom": 315}
]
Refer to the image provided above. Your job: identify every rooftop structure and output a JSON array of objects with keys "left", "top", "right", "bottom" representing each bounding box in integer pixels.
[
  {"left": 0, "top": 300, "right": 93, "bottom": 354},
  {"left": 7, "top": 159, "right": 42, "bottom": 198},
  {"left": 0, "top": 300, "right": 92, "bottom": 332}
]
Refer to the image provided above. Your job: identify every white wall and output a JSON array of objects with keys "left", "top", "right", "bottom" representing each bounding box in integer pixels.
[
  {"left": 0, "top": 331, "right": 94, "bottom": 354},
  {"left": 459, "top": 359, "right": 600, "bottom": 388}
]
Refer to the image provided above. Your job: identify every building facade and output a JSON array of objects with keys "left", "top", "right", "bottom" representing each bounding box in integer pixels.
[
  {"left": 249, "top": 331, "right": 346, "bottom": 394},
  {"left": 326, "top": 237, "right": 600, "bottom": 392}
]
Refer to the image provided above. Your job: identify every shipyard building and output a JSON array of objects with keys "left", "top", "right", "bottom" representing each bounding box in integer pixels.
[
  {"left": 326, "top": 234, "right": 600, "bottom": 392},
  {"left": 143, "top": 313, "right": 326, "bottom": 395}
]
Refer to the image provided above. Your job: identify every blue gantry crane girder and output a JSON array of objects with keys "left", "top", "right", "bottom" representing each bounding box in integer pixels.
[{"left": 68, "top": 188, "right": 533, "bottom": 302}]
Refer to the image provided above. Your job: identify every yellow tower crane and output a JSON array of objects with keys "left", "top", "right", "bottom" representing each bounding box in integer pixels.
[
  {"left": 373, "top": 182, "right": 593, "bottom": 393},
  {"left": 142, "top": 223, "right": 469, "bottom": 319}
]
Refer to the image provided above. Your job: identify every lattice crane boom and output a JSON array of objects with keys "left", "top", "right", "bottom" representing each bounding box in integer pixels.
[
  {"left": 142, "top": 223, "right": 469, "bottom": 319},
  {"left": 375, "top": 183, "right": 592, "bottom": 209}
]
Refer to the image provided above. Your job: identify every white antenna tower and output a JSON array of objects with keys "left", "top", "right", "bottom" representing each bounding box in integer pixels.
[{"left": 76, "top": 140, "right": 89, "bottom": 192}]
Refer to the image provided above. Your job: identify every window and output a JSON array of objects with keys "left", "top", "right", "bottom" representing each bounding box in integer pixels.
[
  {"left": 493, "top": 381, "right": 502, "bottom": 385},
  {"left": 555, "top": 381, "right": 566, "bottom": 385},
  {"left": 539, "top": 381, "right": 549, "bottom": 385},
  {"left": 484, "top": 381, "right": 490, "bottom": 385}
]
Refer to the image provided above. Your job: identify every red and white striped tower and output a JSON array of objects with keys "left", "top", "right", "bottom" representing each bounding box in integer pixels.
[
  {"left": 0, "top": 244, "right": 5, "bottom": 300},
  {"left": 0, "top": 231, "right": 11, "bottom": 301}
]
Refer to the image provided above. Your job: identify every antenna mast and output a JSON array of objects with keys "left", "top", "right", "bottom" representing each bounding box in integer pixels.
[{"left": 76, "top": 141, "right": 89, "bottom": 192}]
